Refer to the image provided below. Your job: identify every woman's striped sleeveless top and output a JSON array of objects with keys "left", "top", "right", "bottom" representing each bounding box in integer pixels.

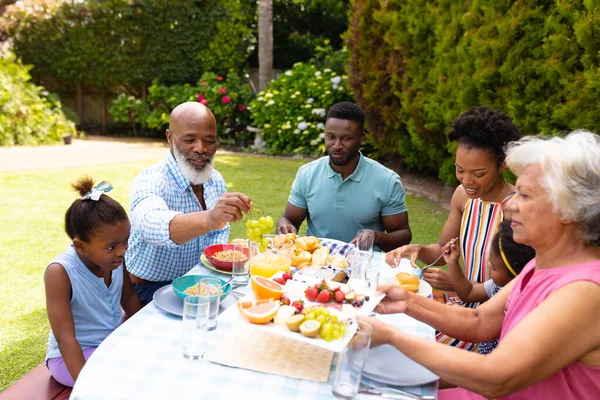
[{"left": 435, "top": 196, "right": 506, "bottom": 351}]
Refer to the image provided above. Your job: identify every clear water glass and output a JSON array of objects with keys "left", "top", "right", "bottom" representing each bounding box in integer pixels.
[
  {"left": 231, "top": 241, "right": 250, "bottom": 286},
  {"left": 355, "top": 229, "right": 375, "bottom": 255},
  {"left": 182, "top": 296, "right": 210, "bottom": 360},
  {"left": 197, "top": 277, "right": 222, "bottom": 331},
  {"left": 332, "top": 320, "right": 373, "bottom": 399}
]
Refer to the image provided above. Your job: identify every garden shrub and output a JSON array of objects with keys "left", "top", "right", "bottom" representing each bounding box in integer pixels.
[
  {"left": 249, "top": 47, "right": 353, "bottom": 156},
  {"left": 347, "top": 0, "right": 600, "bottom": 184},
  {"left": 109, "top": 72, "right": 253, "bottom": 142},
  {"left": 0, "top": 51, "right": 76, "bottom": 146},
  {"left": 3, "top": 0, "right": 253, "bottom": 88}
]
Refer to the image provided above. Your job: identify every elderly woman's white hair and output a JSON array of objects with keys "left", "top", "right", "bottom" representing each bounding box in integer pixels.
[{"left": 505, "top": 130, "right": 600, "bottom": 245}]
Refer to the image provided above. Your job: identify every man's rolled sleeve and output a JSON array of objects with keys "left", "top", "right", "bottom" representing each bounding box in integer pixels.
[
  {"left": 130, "top": 175, "right": 181, "bottom": 248},
  {"left": 381, "top": 174, "right": 407, "bottom": 216},
  {"left": 287, "top": 168, "right": 308, "bottom": 209}
]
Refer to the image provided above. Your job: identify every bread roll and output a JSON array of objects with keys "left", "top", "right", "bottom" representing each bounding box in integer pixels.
[
  {"left": 328, "top": 253, "right": 349, "bottom": 269},
  {"left": 274, "top": 233, "right": 296, "bottom": 248},
  {"left": 395, "top": 272, "right": 420, "bottom": 293},
  {"left": 311, "top": 246, "right": 330, "bottom": 267},
  {"left": 295, "top": 236, "right": 321, "bottom": 252},
  {"left": 292, "top": 251, "right": 312, "bottom": 268}
]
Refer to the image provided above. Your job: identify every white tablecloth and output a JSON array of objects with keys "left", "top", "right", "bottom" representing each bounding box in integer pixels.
[{"left": 71, "top": 252, "right": 437, "bottom": 400}]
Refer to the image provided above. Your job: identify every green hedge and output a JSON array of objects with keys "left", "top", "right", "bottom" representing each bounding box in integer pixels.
[
  {"left": 4, "top": 0, "right": 253, "bottom": 88},
  {"left": 0, "top": 51, "right": 76, "bottom": 146},
  {"left": 347, "top": 0, "right": 600, "bottom": 184}
]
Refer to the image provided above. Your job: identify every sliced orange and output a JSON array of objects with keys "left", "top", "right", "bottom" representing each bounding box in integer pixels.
[
  {"left": 237, "top": 299, "right": 281, "bottom": 324},
  {"left": 250, "top": 275, "right": 284, "bottom": 300}
]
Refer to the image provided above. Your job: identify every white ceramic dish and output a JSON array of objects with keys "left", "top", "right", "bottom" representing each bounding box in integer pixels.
[
  {"left": 379, "top": 264, "right": 433, "bottom": 298},
  {"left": 152, "top": 285, "right": 184, "bottom": 317}
]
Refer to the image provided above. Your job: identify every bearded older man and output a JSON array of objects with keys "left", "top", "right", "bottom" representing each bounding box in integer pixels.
[{"left": 125, "top": 102, "right": 253, "bottom": 305}]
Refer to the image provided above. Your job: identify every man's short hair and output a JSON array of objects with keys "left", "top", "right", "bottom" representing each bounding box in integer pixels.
[{"left": 326, "top": 101, "right": 365, "bottom": 130}]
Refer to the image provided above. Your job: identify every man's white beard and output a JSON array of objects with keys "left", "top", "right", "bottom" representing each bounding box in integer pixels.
[{"left": 172, "top": 145, "right": 214, "bottom": 185}]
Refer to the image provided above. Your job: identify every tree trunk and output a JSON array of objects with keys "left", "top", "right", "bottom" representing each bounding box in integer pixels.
[
  {"left": 258, "top": 0, "right": 273, "bottom": 92},
  {"left": 101, "top": 88, "right": 107, "bottom": 134},
  {"left": 75, "top": 82, "right": 83, "bottom": 126},
  {"left": 0, "top": 0, "right": 18, "bottom": 8}
]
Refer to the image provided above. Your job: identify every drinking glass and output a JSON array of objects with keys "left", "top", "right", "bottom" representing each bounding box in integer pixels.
[
  {"left": 197, "top": 277, "right": 222, "bottom": 331},
  {"left": 348, "top": 250, "right": 371, "bottom": 291},
  {"left": 231, "top": 241, "right": 250, "bottom": 286},
  {"left": 182, "top": 296, "right": 210, "bottom": 360},
  {"left": 355, "top": 229, "right": 375, "bottom": 255},
  {"left": 332, "top": 320, "right": 373, "bottom": 399},
  {"left": 366, "top": 270, "right": 380, "bottom": 291}
]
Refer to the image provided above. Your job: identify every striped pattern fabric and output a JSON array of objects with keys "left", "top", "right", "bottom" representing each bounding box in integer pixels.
[
  {"left": 435, "top": 196, "right": 506, "bottom": 351},
  {"left": 125, "top": 152, "right": 229, "bottom": 281}
]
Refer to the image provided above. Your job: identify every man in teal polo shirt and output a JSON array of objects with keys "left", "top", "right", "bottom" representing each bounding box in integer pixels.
[{"left": 277, "top": 102, "right": 412, "bottom": 252}]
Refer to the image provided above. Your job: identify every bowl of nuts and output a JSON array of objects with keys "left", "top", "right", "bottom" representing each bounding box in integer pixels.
[{"left": 203, "top": 243, "right": 250, "bottom": 272}]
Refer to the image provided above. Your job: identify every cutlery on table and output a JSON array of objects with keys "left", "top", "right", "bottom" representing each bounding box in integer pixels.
[
  {"left": 358, "top": 385, "right": 435, "bottom": 400},
  {"left": 395, "top": 237, "right": 459, "bottom": 280}
]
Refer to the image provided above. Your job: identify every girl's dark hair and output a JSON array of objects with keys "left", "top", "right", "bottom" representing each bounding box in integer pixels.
[
  {"left": 447, "top": 106, "right": 522, "bottom": 166},
  {"left": 65, "top": 176, "right": 128, "bottom": 242},
  {"left": 491, "top": 221, "right": 535, "bottom": 275}
]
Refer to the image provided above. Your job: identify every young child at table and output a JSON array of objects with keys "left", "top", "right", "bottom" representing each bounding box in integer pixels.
[
  {"left": 44, "top": 177, "right": 141, "bottom": 387},
  {"left": 443, "top": 221, "right": 535, "bottom": 354}
]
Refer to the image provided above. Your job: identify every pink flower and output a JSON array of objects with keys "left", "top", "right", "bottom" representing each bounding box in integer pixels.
[
  {"left": 221, "top": 96, "right": 231, "bottom": 104},
  {"left": 237, "top": 104, "right": 247, "bottom": 112},
  {"left": 216, "top": 76, "right": 224, "bottom": 81},
  {"left": 200, "top": 81, "right": 207, "bottom": 86},
  {"left": 219, "top": 87, "right": 228, "bottom": 95},
  {"left": 197, "top": 94, "right": 205, "bottom": 102},
  {"left": 200, "top": 99, "right": 209, "bottom": 106}
]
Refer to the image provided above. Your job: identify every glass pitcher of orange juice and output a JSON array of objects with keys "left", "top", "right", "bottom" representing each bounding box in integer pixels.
[{"left": 249, "top": 238, "right": 293, "bottom": 279}]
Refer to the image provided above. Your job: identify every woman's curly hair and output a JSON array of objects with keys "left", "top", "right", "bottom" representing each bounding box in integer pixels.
[{"left": 447, "top": 106, "right": 522, "bottom": 166}]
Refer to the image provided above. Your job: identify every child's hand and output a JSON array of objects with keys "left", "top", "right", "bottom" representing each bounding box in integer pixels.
[{"left": 443, "top": 239, "right": 460, "bottom": 265}]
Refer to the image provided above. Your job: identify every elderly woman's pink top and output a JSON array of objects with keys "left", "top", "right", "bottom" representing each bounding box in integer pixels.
[{"left": 439, "top": 259, "right": 600, "bottom": 400}]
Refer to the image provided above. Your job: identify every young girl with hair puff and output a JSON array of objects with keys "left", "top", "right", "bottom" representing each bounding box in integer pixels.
[
  {"left": 44, "top": 176, "right": 141, "bottom": 387},
  {"left": 444, "top": 220, "right": 535, "bottom": 354}
]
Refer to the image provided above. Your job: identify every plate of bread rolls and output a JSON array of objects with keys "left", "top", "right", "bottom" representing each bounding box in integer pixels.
[{"left": 379, "top": 266, "right": 433, "bottom": 298}]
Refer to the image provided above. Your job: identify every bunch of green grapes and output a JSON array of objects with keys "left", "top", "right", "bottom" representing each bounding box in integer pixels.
[
  {"left": 304, "top": 306, "right": 347, "bottom": 342},
  {"left": 245, "top": 215, "right": 274, "bottom": 252}
]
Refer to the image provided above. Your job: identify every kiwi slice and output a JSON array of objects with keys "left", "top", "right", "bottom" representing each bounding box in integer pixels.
[
  {"left": 299, "top": 320, "right": 321, "bottom": 338},
  {"left": 285, "top": 314, "right": 305, "bottom": 332}
]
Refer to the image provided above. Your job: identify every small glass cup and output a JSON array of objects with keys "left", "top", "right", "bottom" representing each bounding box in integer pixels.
[
  {"left": 366, "top": 270, "right": 380, "bottom": 291},
  {"left": 197, "top": 277, "right": 222, "bottom": 331},
  {"left": 231, "top": 241, "right": 250, "bottom": 287},
  {"left": 182, "top": 296, "right": 210, "bottom": 360},
  {"left": 332, "top": 320, "right": 373, "bottom": 399},
  {"left": 355, "top": 229, "right": 375, "bottom": 255}
]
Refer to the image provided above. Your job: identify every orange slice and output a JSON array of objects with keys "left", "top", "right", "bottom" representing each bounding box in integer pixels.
[
  {"left": 237, "top": 299, "right": 281, "bottom": 324},
  {"left": 250, "top": 275, "right": 284, "bottom": 300}
]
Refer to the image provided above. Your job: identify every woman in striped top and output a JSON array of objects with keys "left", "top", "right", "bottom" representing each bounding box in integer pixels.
[{"left": 386, "top": 106, "right": 522, "bottom": 351}]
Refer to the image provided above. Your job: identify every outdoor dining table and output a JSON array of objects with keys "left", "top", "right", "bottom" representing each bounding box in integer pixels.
[{"left": 70, "top": 251, "right": 439, "bottom": 399}]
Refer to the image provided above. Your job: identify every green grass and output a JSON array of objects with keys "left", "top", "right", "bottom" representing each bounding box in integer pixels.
[{"left": 0, "top": 153, "right": 448, "bottom": 390}]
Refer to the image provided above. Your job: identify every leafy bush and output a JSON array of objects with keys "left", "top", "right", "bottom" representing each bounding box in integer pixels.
[
  {"left": 249, "top": 47, "right": 353, "bottom": 155},
  {"left": 3, "top": 0, "right": 254, "bottom": 88},
  {"left": 0, "top": 51, "right": 76, "bottom": 146},
  {"left": 109, "top": 72, "right": 253, "bottom": 142},
  {"left": 347, "top": 0, "right": 600, "bottom": 184}
]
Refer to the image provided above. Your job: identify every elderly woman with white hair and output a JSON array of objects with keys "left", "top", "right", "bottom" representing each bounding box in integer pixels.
[{"left": 361, "top": 130, "right": 600, "bottom": 399}]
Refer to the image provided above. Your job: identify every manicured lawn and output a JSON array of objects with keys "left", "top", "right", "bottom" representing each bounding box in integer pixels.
[{"left": 0, "top": 153, "right": 448, "bottom": 390}]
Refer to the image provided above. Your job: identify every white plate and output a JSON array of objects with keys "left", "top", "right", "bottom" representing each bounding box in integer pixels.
[
  {"left": 362, "top": 314, "right": 438, "bottom": 386},
  {"left": 152, "top": 285, "right": 184, "bottom": 317},
  {"left": 378, "top": 264, "right": 433, "bottom": 298},
  {"left": 219, "top": 286, "right": 385, "bottom": 353}
]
